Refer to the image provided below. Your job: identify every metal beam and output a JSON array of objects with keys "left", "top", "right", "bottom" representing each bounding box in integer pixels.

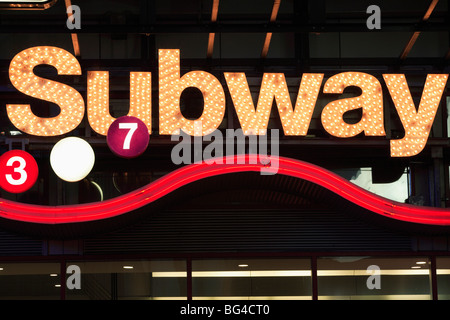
[
  {"left": 445, "top": 49, "right": 450, "bottom": 60},
  {"left": 400, "top": 31, "right": 420, "bottom": 60},
  {"left": 261, "top": 0, "right": 281, "bottom": 59},
  {"left": 0, "top": 21, "right": 446, "bottom": 34},
  {"left": 400, "top": 0, "right": 439, "bottom": 60},
  {"left": 0, "top": 57, "right": 447, "bottom": 73},
  {"left": 207, "top": 0, "right": 219, "bottom": 58}
]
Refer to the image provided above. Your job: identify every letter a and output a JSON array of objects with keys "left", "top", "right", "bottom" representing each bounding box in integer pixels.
[
  {"left": 66, "top": 5, "right": 81, "bottom": 30},
  {"left": 366, "top": 265, "right": 381, "bottom": 290},
  {"left": 66, "top": 265, "right": 81, "bottom": 290},
  {"left": 366, "top": 5, "right": 381, "bottom": 30}
]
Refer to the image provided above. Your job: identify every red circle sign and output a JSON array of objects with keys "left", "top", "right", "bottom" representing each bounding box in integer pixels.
[
  {"left": 107, "top": 116, "right": 150, "bottom": 158},
  {"left": 0, "top": 150, "right": 39, "bottom": 193}
]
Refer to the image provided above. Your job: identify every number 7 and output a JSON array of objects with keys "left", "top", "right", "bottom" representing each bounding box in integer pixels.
[{"left": 119, "top": 123, "right": 138, "bottom": 150}]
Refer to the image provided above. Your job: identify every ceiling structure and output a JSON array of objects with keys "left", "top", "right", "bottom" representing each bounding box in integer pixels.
[{"left": 0, "top": 0, "right": 447, "bottom": 66}]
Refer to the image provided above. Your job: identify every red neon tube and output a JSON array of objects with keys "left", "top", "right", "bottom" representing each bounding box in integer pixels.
[{"left": 1, "top": 154, "right": 450, "bottom": 225}]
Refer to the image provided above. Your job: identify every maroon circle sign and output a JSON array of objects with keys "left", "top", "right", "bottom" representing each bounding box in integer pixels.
[
  {"left": 107, "top": 116, "right": 150, "bottom": 158},
  {"left": 0, "top": 150, "right": 39, "bottom": 193}
]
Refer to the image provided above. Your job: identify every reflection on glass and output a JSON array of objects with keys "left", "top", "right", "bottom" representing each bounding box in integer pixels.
[
  {"left": 317, "top": 256, "right": 431, "bottom": 300},
  {"left": 333, "top": 167, "right": 409, "bottom": 203},
  {"left": 65, "top": 260, "right": 186, "bottom": 300},
  {"left": 447, "top": 97, "right": 450, "bottom": 138},
  {"left": 0, "top": 263, "right": 60, "bottom": 300},
  {"left": 192, "top": 259, "right": 312, "bottom": 300}
]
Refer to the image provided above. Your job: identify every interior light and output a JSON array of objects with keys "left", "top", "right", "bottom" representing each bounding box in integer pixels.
[
  {"left": 151, "top": 270, "right": 311, "bottom": 278},
  {"left": 0, "top": 268, "right": 3, "bottom": 271},
  {"left": 416, "top": 261, "right": 427, "bottom": 265},
  {"left": 238, "top": 264, "right": 249, "bottom": 268},
  {"left": 151, "top": 272, "right": 187, "bottom": 278},
  {"left": 318, "top": 269, "right": 429, "bottom": 276},
  {"left": 191, "top": 296, "right": 311, "bottom": 300},
  {"left": 123, "top": 266, "right": 134, "bottom": 269},
  {"left": 411, "top": 266, "right": 421, "bottom": 269},
  {"left": 50, "top": 273, "right": 58, "bottom": 277},
  {"left": 54, "top": 284, "right": 61, "bottom": 287},
  {"left": 436, "top": 269, "right": 450, "bottom": 275}
]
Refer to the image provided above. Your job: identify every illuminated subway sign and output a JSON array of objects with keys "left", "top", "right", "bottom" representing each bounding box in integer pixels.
[{"left": 6, "top": 46, "right": 449, "bottom": 157}]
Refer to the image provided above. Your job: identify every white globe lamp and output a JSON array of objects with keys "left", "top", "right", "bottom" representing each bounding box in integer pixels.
[{"left": 50, "top": 137, "right": 95, "bottom": 182}]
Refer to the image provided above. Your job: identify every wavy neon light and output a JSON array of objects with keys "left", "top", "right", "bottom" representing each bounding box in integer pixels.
[{"left": 1, "top": 154, "right": 450, "bottom": 226}]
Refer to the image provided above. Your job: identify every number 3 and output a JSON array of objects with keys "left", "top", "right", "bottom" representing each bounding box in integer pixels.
[
  {"left": 119, "top": 122, "right": 138, "bottom": 150},
  {"left": 0, "top": 150, "right": 38, "bottom": 193},
  {"left": 6, "top": 156, "right": 27, "bottom": 186}
]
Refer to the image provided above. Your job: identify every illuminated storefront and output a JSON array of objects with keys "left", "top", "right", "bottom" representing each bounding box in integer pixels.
[{"left": 1, "top": 0, "right": 450, "bottom": 301}]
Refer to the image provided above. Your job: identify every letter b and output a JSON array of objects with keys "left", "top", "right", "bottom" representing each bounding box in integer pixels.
[{"left": 158, "top": 49, "right": 226, "bottom": 136}]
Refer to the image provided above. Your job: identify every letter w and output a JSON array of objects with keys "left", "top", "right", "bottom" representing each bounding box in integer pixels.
[{"left": 224, "top": 73, "right": 323, "bottom": 136}]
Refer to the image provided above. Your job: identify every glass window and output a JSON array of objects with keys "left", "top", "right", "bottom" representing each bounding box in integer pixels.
[
  {"left": 447, "top": 96, "right": 450, "bottom": 137},
  {"left": 317, "top": 256, "right": 431, "bottom": 300},
  {"left": 192, "top": 258, "right": 311, "bottom": 300},
  {"left": 65, "top": 259, "right": 186, "bottom": 300},
  {"left": 0, "top": 262, "right": 61, "bottom": 300},
  {"left": 436, "top": 257, "right": 450, "bottom": 300}
]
